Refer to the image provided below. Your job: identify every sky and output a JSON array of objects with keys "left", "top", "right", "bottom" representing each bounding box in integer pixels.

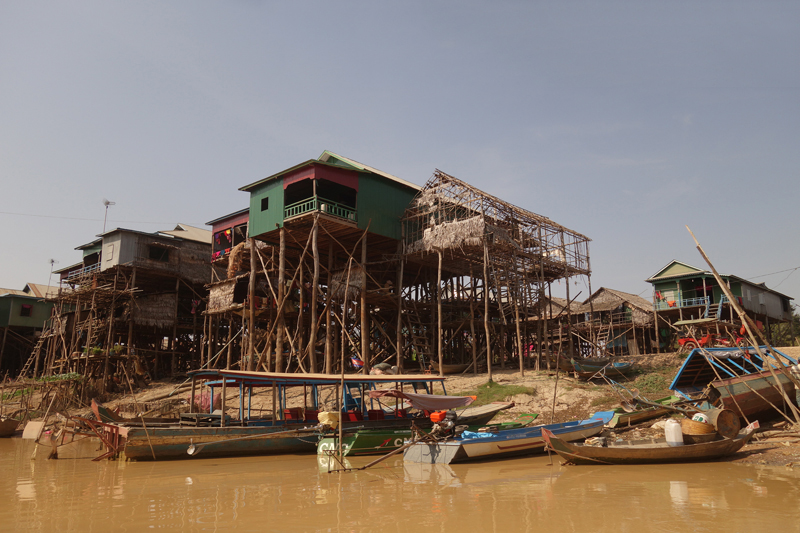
[{"left": 1, "top": 2, "right": 798, "bottom": 306}]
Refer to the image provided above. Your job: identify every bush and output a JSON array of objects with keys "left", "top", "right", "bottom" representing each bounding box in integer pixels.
[{"left": 458, "top": 381, "right": 537, "bottom": 405}]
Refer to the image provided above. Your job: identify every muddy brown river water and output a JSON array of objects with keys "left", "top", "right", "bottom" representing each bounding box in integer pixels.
[{"left": 2, "top": 438, "right": 800, "bottom": 532}]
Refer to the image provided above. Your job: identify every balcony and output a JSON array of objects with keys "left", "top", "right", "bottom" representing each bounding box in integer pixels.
[
  {"left": 65, "top": 263, "right": 100, "bottom": 281},
  {"left": 284, "top": 196, "right": 356, "bottom": 222}
]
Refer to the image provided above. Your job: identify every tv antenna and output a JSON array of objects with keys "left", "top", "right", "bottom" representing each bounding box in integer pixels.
[
  {"left": 47, "top": 258, "right": 59, "bottom": 295},
  {"left": 102, "top": 198, "right": 116, "bottom": 233}
]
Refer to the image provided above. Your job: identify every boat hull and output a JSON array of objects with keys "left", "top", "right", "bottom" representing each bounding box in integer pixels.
[
  {"left": 0, "top": 418, "right": 19, "bottom": 438},
  {"left": 713, "top": 371, "right": 795, "bottom": 420},
  {"left": 545, "top": 429, "right": 755, "bottom": 465},
  {"left": 122, "top": 425, "right": 320, "bottom": 460},
  {"left": 404, "top": 419, "right": 604, "bottom": 465},
  {"left": 318, "top": 420, "right": 533, "bottom": 456}
]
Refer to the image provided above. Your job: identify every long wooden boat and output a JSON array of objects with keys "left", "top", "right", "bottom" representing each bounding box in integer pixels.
[
  {"left": 0, "top": 417, "right": 19, "bottom": 437},
  {"left": 607, "top": 396, "right": 682, "bottom": 428},
  {"left": 670, "top": 346, "right": 798, "bottom": 420},
  {"left": 455, "top": 401, "right": 515, "bottom": 426},
  {"left": 542, "top": 424, "right": 757, "bottom": 465},
  {"left": 318, "top": 416, "right": 538, "bottom": 457},
  {"left": 573, "top": 361, "right": 633, "bottom": 380},
  {"left": 430, "top": 361, "right": 472, "bottom": 375},
  {"left": 115, "top": 370, "right": 459, "bottom": 461},
  {"left": 403, "top": 417, "right": 606, "bottom": 464}
]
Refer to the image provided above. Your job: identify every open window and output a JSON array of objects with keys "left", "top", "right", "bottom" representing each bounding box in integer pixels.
[
  {"left": 148, "top": 245, "right": 170, "bottom": 262},
  {"left": 20, "top": 304, "right": 33, "bottom": 317}
]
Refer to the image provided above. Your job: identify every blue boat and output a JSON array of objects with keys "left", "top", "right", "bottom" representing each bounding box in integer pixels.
[
  {"left": 669, "top": 346, "right": 798, "bottom": 421},
  {"left": 403, "top": 415, "right": 610, "bottom": 464}
]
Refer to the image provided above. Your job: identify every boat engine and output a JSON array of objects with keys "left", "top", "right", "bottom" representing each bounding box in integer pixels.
[{"left": 430, "top": 411, "right": 467, "bottom": 439}]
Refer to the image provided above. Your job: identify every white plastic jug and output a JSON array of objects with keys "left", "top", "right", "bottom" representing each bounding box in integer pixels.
[{"left": 665, "top": 419, "right": 684, "bottom": 447}]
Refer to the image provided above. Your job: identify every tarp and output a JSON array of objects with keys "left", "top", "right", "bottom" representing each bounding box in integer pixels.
[{"left": 368, "top": 390, "right": 474, "bottom": 411}]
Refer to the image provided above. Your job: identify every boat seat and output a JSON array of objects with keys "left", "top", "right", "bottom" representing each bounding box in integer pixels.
[
  {"left": 283, "top": 408, "right": 303, "bottom": 420},
  {"left": 367, "top": 410, "right": 385, "bottom": 421},
  {"left": 304, "top": 410, "right": 319, "bottom": 422},
  {"left": 344, "top": 410, "right": 364, "bottom": 422}
]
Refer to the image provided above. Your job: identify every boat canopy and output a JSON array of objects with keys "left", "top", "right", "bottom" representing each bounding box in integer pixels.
[
  {"left": 188, "top": 369, "right": 446, "bottom": 388},
  {"left": 369, "top": 389, "right": 474, "bottom": 411}
]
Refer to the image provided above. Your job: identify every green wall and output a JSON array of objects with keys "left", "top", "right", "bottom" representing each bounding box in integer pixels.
[
  {"left": 356, "top": 173, "right": 416, "bottom": 240},
  {"left": 248, "top": 179, "right": 285, "bottom": 238},
  {"left": 0, "top": 296, "right": 52, "bottom": 328}
]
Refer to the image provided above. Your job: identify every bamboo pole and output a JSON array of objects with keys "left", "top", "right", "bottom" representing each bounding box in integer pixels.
[
  {"left": 276, "top": 227, "right": 286, "bottom": 373},
  {"left": 483, "top": 238, "right": 493, "bottom": 382},
  {"left": 309, "top": 217, "right": 320, "bottom": 373},
  {"left": 396, "top": 254, "right": 405, "bottom": 372},
  {"left": 325, "top": 244, "right": 334, "bottom": 374},
  {"left": 437, "top": 251, "right": 444, "bottom": 377},
  {"left": 248, "top": 237, "right": 257, "bottom": 371},
  {"left": 360, "top": 234, "right": 369, "bottom": 373}
]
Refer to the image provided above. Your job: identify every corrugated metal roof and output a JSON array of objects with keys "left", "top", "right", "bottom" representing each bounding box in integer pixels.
[
  {"left": 318, "top": 151, "right": 421, "bottom": 191},
  {"left": 160, "top": 224, "right": 212, "bottom": 244},
  {"left": 205, "top": 208, "right": 249, "bottom": 226},
  {"left": 25, "top": 283, "right": 59, "bottom": 298},
  {"left": 0, "top": 288, "right": 27, "bottom": 296}
]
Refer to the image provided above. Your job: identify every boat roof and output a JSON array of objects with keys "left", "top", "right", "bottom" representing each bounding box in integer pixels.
[
  {"left": 188, "top": 369, "right": 446, "bottom": 387},
  {"left": 669, "top": 346, "right": 796, "bottom": 395}
]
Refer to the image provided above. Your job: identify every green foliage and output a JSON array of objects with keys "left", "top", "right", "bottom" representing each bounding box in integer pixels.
[
  {"left": 458, "top": 381, "right": 537, "bottom": 406},
  {"left": 771, "top": 312, "right": 800, "bottom": 346},
  {"left": 35, "top": 372, "right": 83, "bottom": 383},
  {"left": 633, "top": 373, "right": 670, "bottom": 395},
  {"left": 590, "top": 396, "right": 617, "bottom": 408}
]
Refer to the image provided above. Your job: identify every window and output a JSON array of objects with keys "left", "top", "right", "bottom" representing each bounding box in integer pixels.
[
  {"left": 105, "top": 243, "right": 114, "bottom": 262},
  {"left": 20, "top": 304, "right": 33, "bottom": 317},
  {"left": 261, "top": 197, "right": 269, "bottom": 211},
  {"left": 148, "top": 246, "right": 170, "bottom": 262}
]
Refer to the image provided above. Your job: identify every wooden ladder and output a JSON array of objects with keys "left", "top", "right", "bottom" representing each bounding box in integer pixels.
[{"left": 405, "top": 302, "right": 434, "bottom": 371}]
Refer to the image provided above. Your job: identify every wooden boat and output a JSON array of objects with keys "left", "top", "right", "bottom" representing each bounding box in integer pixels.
[
  {"left": 430, "top": 361, "right": 471, "bottom": 375},
  {"left": 607, "top": 395, "right": 682, "bottom": 428},
  {"left": 573, "top": 360, "right": 633, "bottom": 380},
  {"left": 91, "top": 399, "right": 178, "bottom": 426},
  {"left": 0, "top": 417, "right": 19, "bottom": 437},
  {"left": 403, "top": 417, "right": 607, "bottom": 464},
  {"left": 542, "top": 424, "right": 757, "bottom": 465},
  {"left": 116, "top": 370, "right": 457, "bottom": 461},
  {"left": 318, "top": 415, "right": 538, "bottom": 457},
  {"left": 670, "top": 346, "right": 798, "bottom": 421},
  {"left": 455, "top": 401, "right": 515, "bottom": 426}
]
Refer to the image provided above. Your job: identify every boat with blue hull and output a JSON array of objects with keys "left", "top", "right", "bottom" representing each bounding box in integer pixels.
[
  {"left": 403, "top": 416, "right": 608, "bottom": 464},
  {"left": 669, "top": 346, "right": 798, "bottom": 421}
]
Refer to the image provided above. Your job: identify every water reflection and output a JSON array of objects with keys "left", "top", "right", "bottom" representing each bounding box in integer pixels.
[{"left": 2, "top": 438, "right": 800, "bottom": 531}]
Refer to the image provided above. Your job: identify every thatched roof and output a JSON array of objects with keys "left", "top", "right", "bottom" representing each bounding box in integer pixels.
[{"left": 574, "top": 287, "right": 653, "bottom": 314}]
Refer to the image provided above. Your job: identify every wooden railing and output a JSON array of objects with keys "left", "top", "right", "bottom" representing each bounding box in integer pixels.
[{"left": 284, "top": 196, "right": 357, "bottom": 222}]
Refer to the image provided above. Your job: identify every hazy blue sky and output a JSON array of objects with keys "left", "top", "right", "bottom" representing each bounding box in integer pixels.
[{"left": 1, "top": 2, "right": 798, "bottom": 305}]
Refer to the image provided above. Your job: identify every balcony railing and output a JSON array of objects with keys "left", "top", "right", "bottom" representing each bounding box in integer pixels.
[
  {"left": 284, "top": 196, "right": 357, "bottom": 222},
  {"left": 654, "top": 296, "right": 709, "bottom": 311},
  {"left": 65, "top": 263, "right": 100, "bottom": 280}
]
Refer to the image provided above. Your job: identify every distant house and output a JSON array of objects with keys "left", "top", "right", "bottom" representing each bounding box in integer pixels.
[
  {"left": 646, "top": 260, "right": 793, "bottom": 330},
  {"left": 207, "top": 208, "right": 249, "bottom": 268},
  {"left": 0, "top": 284, "right": 56, "bottom": 374},
  {"left": 573, "top": 287, "right": 655, "bottom": 356},
  {"left": 38, "top": 224, "right": 214, "bottom": 380},
  {"left": 241, "top": 150, "right": 420, "bottom": 246}
]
